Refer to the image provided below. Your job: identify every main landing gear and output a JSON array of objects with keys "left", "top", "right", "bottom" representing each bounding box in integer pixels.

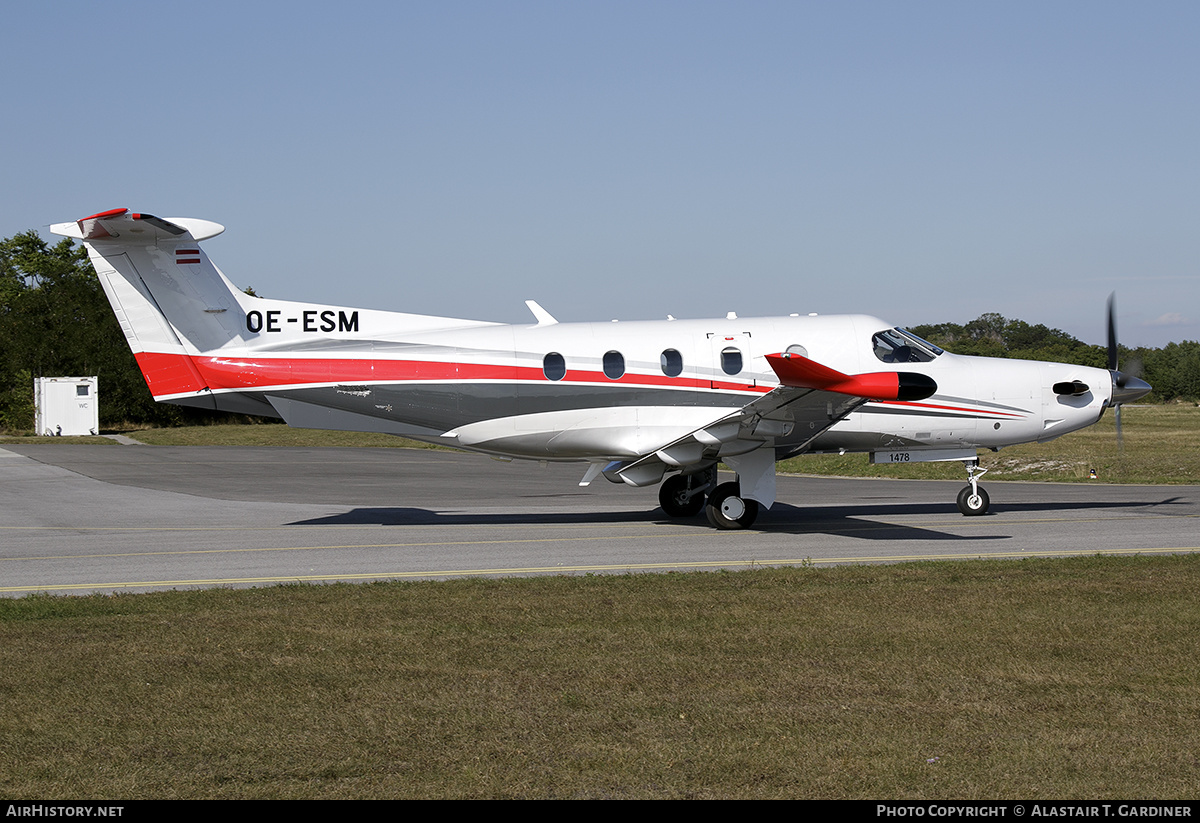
[
  {"left": 658, "top": 468, "right": 760, "bottom": 530},
  {"left": 957, "top": 459, "right": 990, "bottom": 516},
  {"left": 658, "top": 472, "right": 708, "bottom": 518},
  {"left": 705, "top": 482, "right": 759, "bottom": 529}
]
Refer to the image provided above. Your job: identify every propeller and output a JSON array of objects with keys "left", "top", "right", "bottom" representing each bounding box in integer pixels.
[{"left": 1105, "top": 293, "right": 1152, "bottom": 448}]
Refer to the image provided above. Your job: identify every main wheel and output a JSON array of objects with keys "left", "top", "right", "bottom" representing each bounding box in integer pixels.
[
  {"left": 705, "top": 482, "right": 759, "bottom": 530},
  {"left": 956, "top": 485, "right": 990, "bottom": 516},
  {"left": 658, "top": 474, "right": 706, "bottom": 517}
]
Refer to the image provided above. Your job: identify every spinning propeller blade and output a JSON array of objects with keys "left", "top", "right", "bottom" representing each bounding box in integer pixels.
[{"left": 1105, "top": 293, "right": 1152, "bottom": 448}]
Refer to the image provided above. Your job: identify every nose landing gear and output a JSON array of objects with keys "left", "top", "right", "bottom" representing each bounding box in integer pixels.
[{"left": 957, "top": 459, "right": 990, "bottom": 516}]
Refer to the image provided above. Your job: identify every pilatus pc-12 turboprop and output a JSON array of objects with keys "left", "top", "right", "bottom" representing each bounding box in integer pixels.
[{"left": 51, "top": 209, "right": 1151, "bottom": 529}]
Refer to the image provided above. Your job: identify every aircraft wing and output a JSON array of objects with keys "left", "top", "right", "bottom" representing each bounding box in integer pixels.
[{"left": 610, "top": 353, "right": 937, "bottom": 487}]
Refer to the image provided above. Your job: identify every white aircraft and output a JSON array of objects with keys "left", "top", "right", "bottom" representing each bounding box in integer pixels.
[{"left": 51, "top": 209, "right": 1151, "bottom": 529}]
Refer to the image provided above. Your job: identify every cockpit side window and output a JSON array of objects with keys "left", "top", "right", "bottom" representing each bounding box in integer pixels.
[{"left": 872, "top": 328, "right": 943, "bottom": 363}]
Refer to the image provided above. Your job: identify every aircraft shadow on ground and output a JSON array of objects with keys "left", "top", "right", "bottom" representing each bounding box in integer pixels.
[
  {"left": 758, "top": 496, "right": 1186, "bottom": 536},
  {"left": 287, "top": 496, "right": 1184, "bottom": 541}
]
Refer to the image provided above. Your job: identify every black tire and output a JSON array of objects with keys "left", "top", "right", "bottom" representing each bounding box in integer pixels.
[
  {"left": 957, "top": 485, "right": 990, "bottom": 516},
  {"left": 705, "top": 482, "right": 759, "bottom": 529},
  {"left": 659, "top": 474, "right": 706, "bottom": 517}
]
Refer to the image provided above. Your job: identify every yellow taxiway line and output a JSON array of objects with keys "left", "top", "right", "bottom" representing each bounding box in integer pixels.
[{"left": 3, "top": 545, "right": 1196, "bottom": 593}]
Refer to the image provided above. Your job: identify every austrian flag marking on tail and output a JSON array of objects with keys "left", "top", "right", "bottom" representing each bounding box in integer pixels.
[{"left": 176, "top": 249, "right": 201, "bottom": 265}]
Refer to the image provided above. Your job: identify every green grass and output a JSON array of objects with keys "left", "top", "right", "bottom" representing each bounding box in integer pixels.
[
  {"left": 0, "top": 434, "right": 116, "bottom": 445},
  {"left": 2, "top": 556, "right": 1198, "bottom": 799}
]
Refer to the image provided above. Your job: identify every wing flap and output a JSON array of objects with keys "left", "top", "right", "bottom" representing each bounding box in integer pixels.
[{"left": 612, "top": 382, "right": 865, "bottom": 486}]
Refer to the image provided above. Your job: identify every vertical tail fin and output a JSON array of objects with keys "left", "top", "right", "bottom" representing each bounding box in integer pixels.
[{"left": 51, "top": 209, "right": 245, "bottom": 403}]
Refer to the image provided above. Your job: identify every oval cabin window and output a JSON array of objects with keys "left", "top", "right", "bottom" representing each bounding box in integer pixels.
[
  {"left": 603, "top": 350, "right": 625, "bottom": 380},
  {"left": 543, "top": 352, "right": 566, "bottom": 381},
  {"left": 660, "top": 348, "right": 683, "bottom": 377}
]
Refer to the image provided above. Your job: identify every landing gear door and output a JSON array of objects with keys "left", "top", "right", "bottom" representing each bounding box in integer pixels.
[{"left": 707, "top": 332, "right": 755, "bottom": 391}]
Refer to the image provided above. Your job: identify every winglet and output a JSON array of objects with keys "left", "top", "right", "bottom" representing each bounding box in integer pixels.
[{"left": 765, "top": 352, "right": 936, "bottom": 401}]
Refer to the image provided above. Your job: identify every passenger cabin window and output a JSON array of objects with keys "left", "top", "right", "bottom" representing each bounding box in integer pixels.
[
  {"left": 660, "top": 348, "right": 683, "bottom": 377},
  {"left": 603, "top": 350, "right": 625, "bottom": 380},
  {"left": 543, "top": 352, "right": 566, "bottom": 381},
  {"left": 872, "top": 328, "right": 943, "bottom": 364},
  {"left": 720, "top": 347, "right": 743, "bottom": 375}
]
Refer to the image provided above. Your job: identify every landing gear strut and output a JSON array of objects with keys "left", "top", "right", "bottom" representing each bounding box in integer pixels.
[
  {"left": 658, "top": 471, "right": 709, "bottom": 517},
  {"left": 957, "top": 459, "right": 990, "bottom": 516}
]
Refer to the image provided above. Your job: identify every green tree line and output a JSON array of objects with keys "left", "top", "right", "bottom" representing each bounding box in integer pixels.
[
  {"left": 2, "top": 230, "right": 1197, "bottom": 432},
  {"left": 0, "top": 231, "right": 199, "bottom": 430}
]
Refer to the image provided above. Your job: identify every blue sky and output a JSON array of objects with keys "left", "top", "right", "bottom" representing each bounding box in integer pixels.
[{"left": 4, "top": 1, "right": 1197, "bottom": 348}]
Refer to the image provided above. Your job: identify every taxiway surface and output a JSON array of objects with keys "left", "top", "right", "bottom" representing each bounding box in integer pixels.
[{"left": 3, "top": 444, "right": 1197, "bottom": 596}]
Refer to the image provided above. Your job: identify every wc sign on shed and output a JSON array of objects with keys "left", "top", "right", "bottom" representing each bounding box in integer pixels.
[{"left": 34, "top": 377, "right": 99, "bottom": 436}]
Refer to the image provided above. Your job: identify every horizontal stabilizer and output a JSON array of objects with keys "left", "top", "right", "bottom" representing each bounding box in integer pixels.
[
  {"left": 50, "top": 209, "right": 225, "bottom": 243},
  {"left": 765, "top": 352, "right": 936, "bottom": 401}
]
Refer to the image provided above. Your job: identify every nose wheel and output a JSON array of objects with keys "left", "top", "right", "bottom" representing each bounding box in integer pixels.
[
  {"left": 957, "top": 484, "right": 990, "bottom": 515},
  {"left": 957, "top": 459, "right": 990, "bottom": 516}
]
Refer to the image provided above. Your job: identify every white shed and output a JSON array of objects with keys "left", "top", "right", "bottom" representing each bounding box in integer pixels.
[{"left": 34, "top": 377, "right": 100, "bottom": 436}]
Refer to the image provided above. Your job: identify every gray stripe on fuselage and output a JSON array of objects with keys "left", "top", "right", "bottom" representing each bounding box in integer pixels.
[
  {"left": 930, "top": 395, "right": 1031, "bottom": 414},
  {"left": 271, "top": 382, "right": 754, "bottom": 433}
]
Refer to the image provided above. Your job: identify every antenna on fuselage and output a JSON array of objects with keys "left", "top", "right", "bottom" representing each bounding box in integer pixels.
[{"left": 525, "top": 300, "right": 558, "bottom": 327}]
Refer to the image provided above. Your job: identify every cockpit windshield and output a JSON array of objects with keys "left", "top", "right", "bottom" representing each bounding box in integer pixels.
[{"left": 872, "top": 327, "right": 944, "bottom": 364}]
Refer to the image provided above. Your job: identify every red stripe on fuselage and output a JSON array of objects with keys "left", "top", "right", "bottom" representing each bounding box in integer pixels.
[
  {"left": 873, "top": 399, "right": 1028, "bottom": 418},
  {"left": 133, "top": 354, "right": 1024, "bottom": 422},
  {"left": 198, "top": 356, "right": 523, "bottom": 389},
  {"left": 130, "top": 352, "right": 770, "bottom": 397}
]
